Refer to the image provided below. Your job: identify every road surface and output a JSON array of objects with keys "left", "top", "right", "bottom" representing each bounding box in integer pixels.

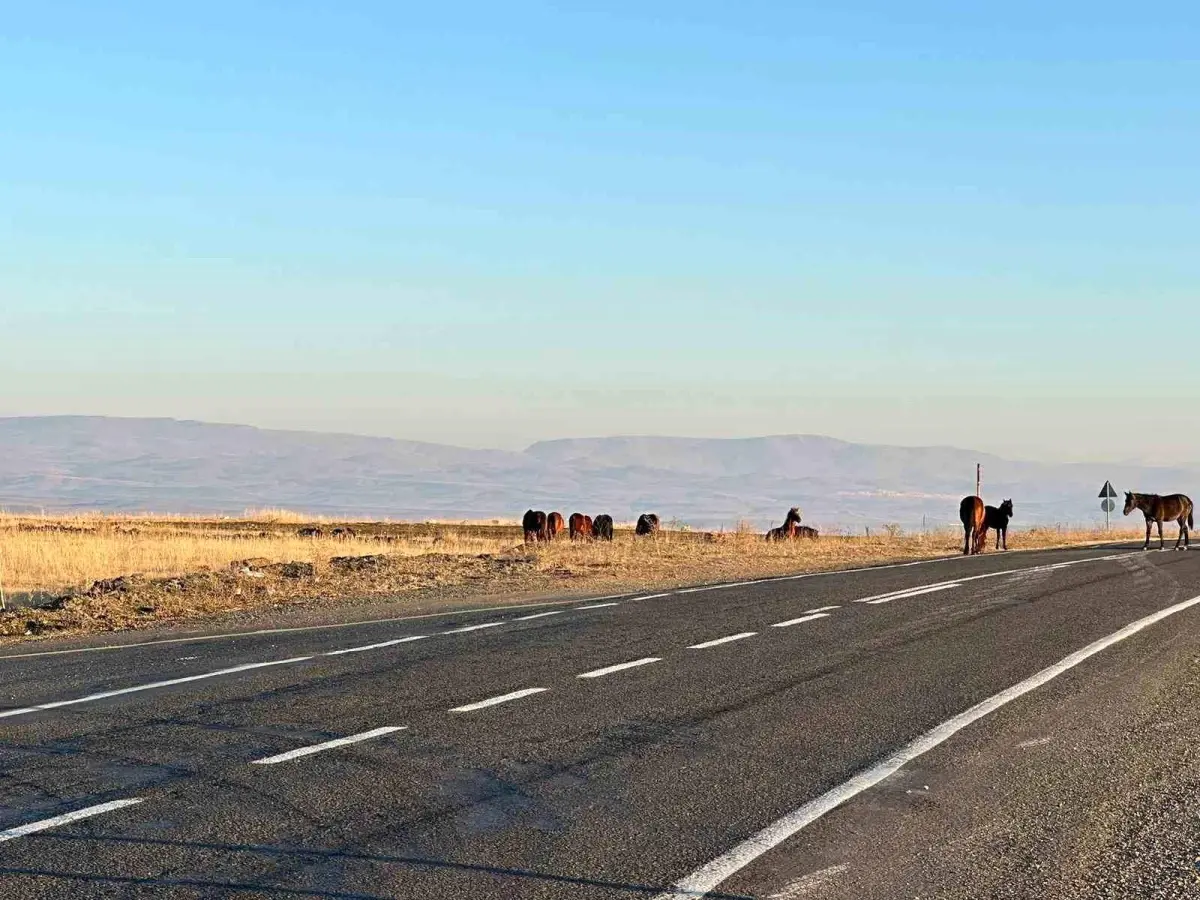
[{"left": 1, "top": 542, "right": 1198, "bottom": 899}]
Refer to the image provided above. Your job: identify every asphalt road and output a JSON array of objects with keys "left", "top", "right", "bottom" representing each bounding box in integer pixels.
[{"left": 1, "top": 542, "right": 1198, "bottom": 899}]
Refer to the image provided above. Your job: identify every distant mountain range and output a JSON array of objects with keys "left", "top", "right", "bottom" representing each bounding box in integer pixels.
[{"left": 0, "top": 417, "right": 1193, "bottom": 530}]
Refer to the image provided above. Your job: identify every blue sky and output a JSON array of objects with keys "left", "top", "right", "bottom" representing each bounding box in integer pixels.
[{"left": 2, "top": 2, "right": 1197, "bottom": 460}]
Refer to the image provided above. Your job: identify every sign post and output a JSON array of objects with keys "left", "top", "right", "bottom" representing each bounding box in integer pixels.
[{"left": 1098, "top": 480, "right": 1118, "bottom": 530}]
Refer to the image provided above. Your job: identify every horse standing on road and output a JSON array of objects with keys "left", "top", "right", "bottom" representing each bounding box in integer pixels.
[
  {"left": 1124, "top": 491, "right": 1193, "bottom": 550},
  {"left": 982, "top": 499, "right": 1014, "bottom": 551},
  {"left": 959, "top": 496, "right": 985, "bottom": 555}
]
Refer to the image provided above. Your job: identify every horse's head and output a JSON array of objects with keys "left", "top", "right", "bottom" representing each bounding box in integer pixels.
[
  {"left": 1123, "top": 491, "right": 1135, "bottom": 516},
  {"left": 786, "top": 507, "right": 801, "bottom": 523},
  {"left": 1000, "top": 499, "right": 1013, "bottom": 518}
]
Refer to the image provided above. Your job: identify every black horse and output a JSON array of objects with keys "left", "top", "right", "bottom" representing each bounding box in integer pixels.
[
  {"left": 635, "top": 513, "right": 660, "bottom": 536},
  {"left": 592, "top": 514, "right": 614, "bottom": 541},
  {"left": 982, "top": 499, "right": 1014, "bottom": 550},
  {"left": 522, "top": 509, "right": 548, "bottom": 543}
]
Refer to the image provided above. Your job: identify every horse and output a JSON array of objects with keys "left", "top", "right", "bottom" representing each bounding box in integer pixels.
[
  {"left": 766, "top": 507, "right": 802, "bottom": 541},
  {"left": 635, "top": 513, "right": 660, "bottom": 536},
  {"left": 568, "top": 512, "right": 593, "bottom": 540},
  {"left": 546, "top": 512, "right": 565, "bottom": 541},
  {"left": 522, "top": 509, "right": 548, "bottom": 543},
  {"left": 592, "top": 514, "right": 614, "bottom": 541},
  {"left": 959, "top": 495, "right": 985, "bottom": 555},
  {"left": 1124, "top": 491, "right": 1193, "bottom": 550},
  {"left": 982, "top": 499, "right": 1014, "bottom": 551},
  {"left": 796, "top": 525, "right": 819, "bottom": 539}
]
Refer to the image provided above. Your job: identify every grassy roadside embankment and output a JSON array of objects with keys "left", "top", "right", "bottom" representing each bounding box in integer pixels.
[{"left": 0, "top": 513, "right": 1140, "bottom": 641}]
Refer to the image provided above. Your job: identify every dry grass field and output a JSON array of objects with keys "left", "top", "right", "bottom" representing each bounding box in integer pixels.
[{"left": 0, "top": 512, "right": 1141, "bottom": 641}]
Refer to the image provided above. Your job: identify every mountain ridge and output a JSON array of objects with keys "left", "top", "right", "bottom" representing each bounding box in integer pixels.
[{"left": 0, "top": 416, "right": 1192, "bottom": 530}]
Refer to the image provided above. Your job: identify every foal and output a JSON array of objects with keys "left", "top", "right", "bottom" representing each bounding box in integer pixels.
[{"left": 982, "top": 499, "right": 1014, "bottom": 551}]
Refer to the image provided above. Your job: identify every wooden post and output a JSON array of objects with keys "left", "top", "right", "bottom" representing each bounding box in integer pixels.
[{"left": 976, "top": 463, "right": 981, "bottom": 498}]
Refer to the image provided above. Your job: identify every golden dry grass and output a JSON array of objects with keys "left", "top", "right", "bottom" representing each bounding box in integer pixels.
[{"left": 0, "top": 513, "right": 1144, "bottom": 641}]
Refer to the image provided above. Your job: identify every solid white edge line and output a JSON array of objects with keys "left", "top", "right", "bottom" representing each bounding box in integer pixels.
[
  {"left": 442, "top": 622, "right": 504, "bottom": 634},
  {"left": 631, "top": 593, "right": 671, "bottom": 601},
  {"left": 0, "top": 656, "right": 313, "bottom": 720},
  {"left": 449, "top": 687, "right": 548, "bottom": 713},
  {"left": 577, "top": 657, "right": 663, "bottom": 679},
  {"left": 576, "top": 602, "right": 620, "bottom": 610},
  {"left": 251, "top": 726, "right": 407, "bottom": 765},
  {"left": 0, "top": 798, "right": 144, "bottom": 843},
  {"left": 688, "top": 632, "right": 757, "bottom": 650},
  {"left": 865, "top": 583, "right": 961, "bottom": 604},
  {"left": 514, "top": 611, "right": 564, "bottom": 621},
  {"left": 802, "top": 606, "right": 841, "bottom": 614},
  {"left": 770, "top": 613, "right": 832, "bottom": 628},
  {"left": 678, "top": 581, "right": 762, "bottom": 595},
  {"left": 324, "top": 636, "right": 429, "bottom": 656},
  {"left": 652, "top": 591, "right": 1200, "bottom": 899}
]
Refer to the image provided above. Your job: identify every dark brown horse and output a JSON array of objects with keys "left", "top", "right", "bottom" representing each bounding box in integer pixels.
[
  {"left": 522, "top": 509, "right": 548, "bottom": 543},
  {"left": 982, "top": 499, "right": 1014, "bottom": 551},
  {"left": 796, "top": 525, "right": 819, "bottom": 539},
  {"left": 568, "top": 512, "right": 593, "bottom": 540},
  {"left": 546, "top": 511, "right": 565, "bottom": 541},
  {"left": 592, "top": 514, "right": 614, "bottom": 541},
  {"left": 1124, "top": 491, "right": 1193, "bottom": 550},
  {"left": 959, "top": 496, "right": 985, "bottom": 555},
  {"left": 766, "top": 507, "right": 802, "bottom": 541},
  {"left": 635, "top": 513, "right": 660, "bottom": 536}
]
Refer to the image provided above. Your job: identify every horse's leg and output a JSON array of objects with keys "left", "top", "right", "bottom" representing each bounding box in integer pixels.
[
  {"left": 1144, "top": 518, "right": 1151, "bottom": 550},
  {"left": 1158, "top": 518, "right": 1165, "bottom": 550},
  {"left": 1177, "top": 517, "right": 1186, "bottom": 550},
  {"left": 963, "top": 524, "right": 970, "bottom": 555}
]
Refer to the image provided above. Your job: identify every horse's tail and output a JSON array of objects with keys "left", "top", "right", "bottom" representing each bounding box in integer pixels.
[{"left": 1190, "top": 503, "right": 1194, "bottom": 530}]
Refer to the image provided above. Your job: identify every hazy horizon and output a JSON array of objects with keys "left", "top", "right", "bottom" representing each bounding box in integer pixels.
[{"left": 4, "top": 4, "right": 1197, "bottom": 463}]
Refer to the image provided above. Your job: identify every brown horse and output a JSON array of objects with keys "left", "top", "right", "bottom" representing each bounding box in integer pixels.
[
  {"left": 766, "top": 507, "right": 802, "bottom": 541},
  {"left": 959, "top": 495, "right": 985, "bottom": 555},
  {"left": 982, "top": 499, "right": 1014, "bottom": 550},
  {"left": 592, "top": 514, "right": 614, "bottom": 541},
  {"left": 635, "top": 513, "right": 660, "bottom": 536},
  {"left": 796, "top": 525, "right": 819, "bottom": 539},
  {"left": 522, "top": 509, "right": 548, "bottom": 543},
  {"left": 1124, "top": 491, "right": 1193, "bottom": 550},
  {"left": 568, "top": 512, "right": 593, "bottom": 540},
  {"left": 546, "top": 511, "right": 565, "bottom": 541}
]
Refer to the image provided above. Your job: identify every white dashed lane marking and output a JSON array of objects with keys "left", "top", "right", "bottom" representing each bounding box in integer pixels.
[
  {"left": 514, "top": 611, "right": 564, "bottom": 621},
  {"left": 442, "top": 622, "right": 505, "bottom": 634},
  {"left": 251, "top": 727, "right": 407, "bottom": 765},
  {"left": 689, "top": 632, "right": 757, "bottom": 650},
  {"left": 0, "top": 799, "right": 145, "bottom": 843},
  {"left": 325, "top": 636, "right": 429, "bottom": 656},
  {"left": 578, "top": 657, "right": 662, "bottom": 679},
  {"left": 771, "top": 613, "right": 831, "bottom": 628},
  {"left": 449, "top": 688, "right": 548, "bottom": 713},
  {"left": 575, "top": 602, "right": 620, "bottom": 610},
  {"left": 0, "top": 657, "right": 313, "bottom": 720}
]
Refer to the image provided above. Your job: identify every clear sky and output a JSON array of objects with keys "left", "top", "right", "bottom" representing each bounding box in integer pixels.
[{"left": 2, "top": 2, "right": 1197, "bottom": 462}]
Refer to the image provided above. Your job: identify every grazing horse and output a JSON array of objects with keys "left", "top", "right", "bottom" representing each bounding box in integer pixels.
[
  {"left": 522, "top": 509, "right": 548, "bottom": 543},
  {"left": 1124, "top": 491, "right": 1193, "bottom": 550},
  {"left": 796, "top": 525, "right": 820, "bottom": 539},
  {"left": 592, "top": 514, "right": 614, "bottom": 541},
  {"left": 635, "top": 513, "right": 660, "bottom": 536},
  {"left": 766, "top": 507, "right": 803, "bottom": 541},
  {"left": 568, "top": 512, "right": 593, "bottom": 540},
  {"left": 982, "top": 499, "right": 1014, "bottom": 551},
  {"left": 546, "top": 512, "right": 565, "bottom": 541},
  {"left": 959, "top": 495, "right": 985, "bottom": 555}
]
